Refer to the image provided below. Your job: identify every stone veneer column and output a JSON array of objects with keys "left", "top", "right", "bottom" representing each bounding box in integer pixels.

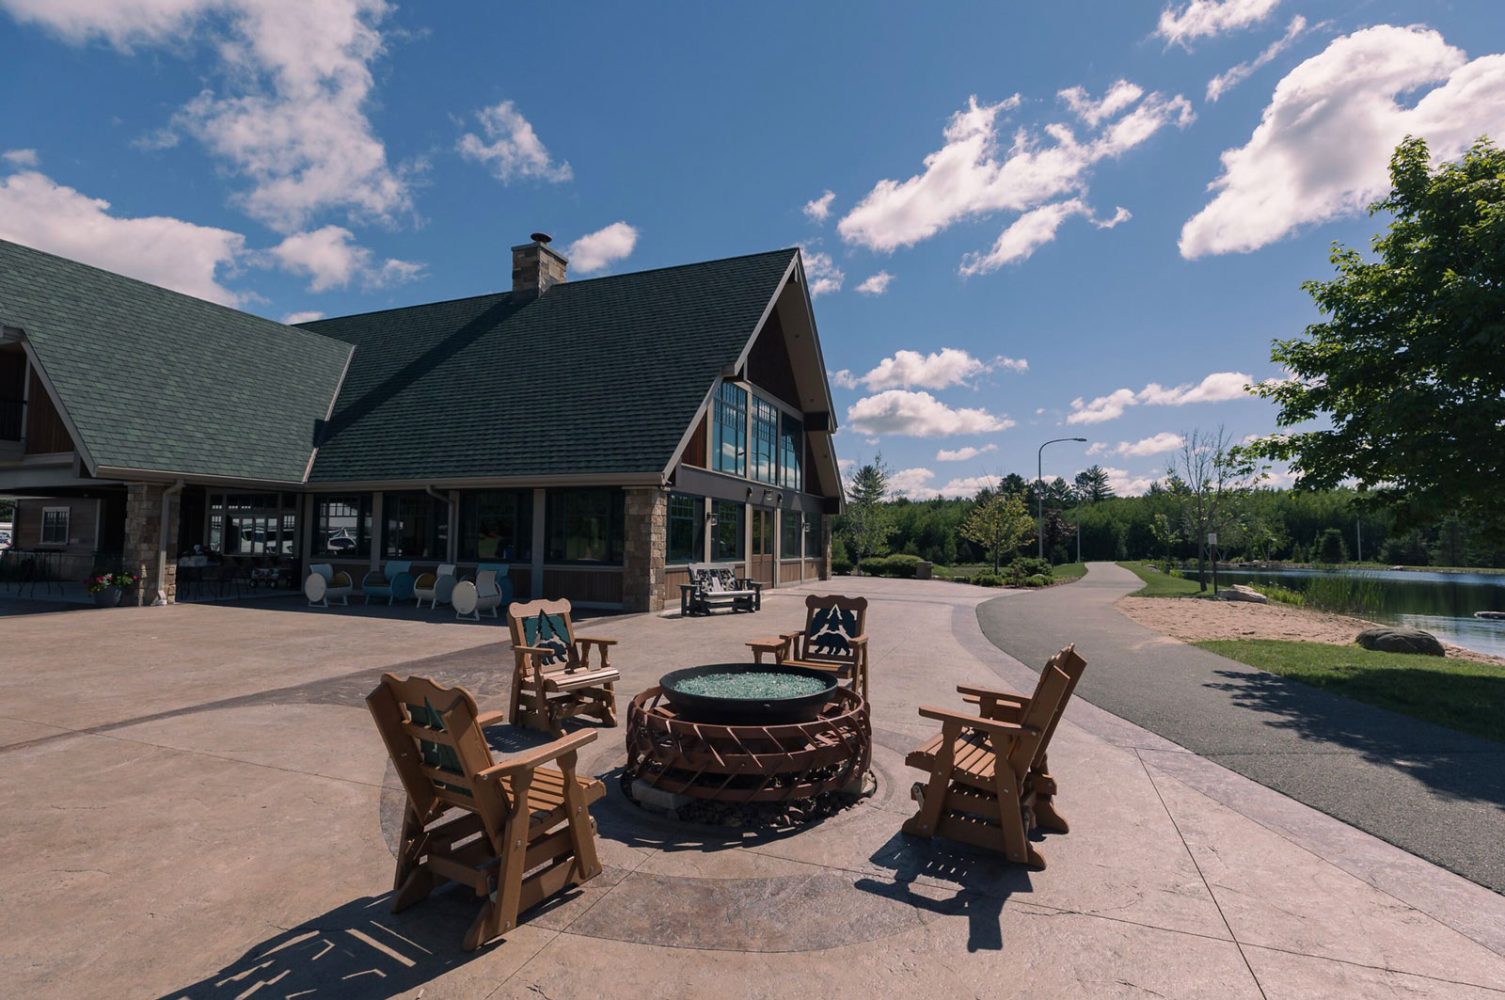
[
  {"left": 123, "top": 482, "right": 178, "bottom": 605},
  {"left": 622, "top": 487, "right": 667, "bottom": 612}
]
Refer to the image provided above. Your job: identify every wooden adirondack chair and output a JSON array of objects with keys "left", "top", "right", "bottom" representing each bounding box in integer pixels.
[
  {"left": 366, "top": 673, "right": 605, "bottom": 951},
  {"left": 901, "top": 644, "right": 1087, "bottom": 869},
  {"left": 771, "top": 595, "right": 871, "bottom": 701},
  {"left": 507, "top": 599, "right": 621, "bottom": 733}
]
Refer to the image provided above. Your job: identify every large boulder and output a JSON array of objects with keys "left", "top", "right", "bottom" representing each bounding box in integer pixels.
[
  {"left": 1355, "top": 627, "right": 1445, "bottom": 657},
  {"left": 1222, "top": 585, "right": 1268, "bottom": 604}
]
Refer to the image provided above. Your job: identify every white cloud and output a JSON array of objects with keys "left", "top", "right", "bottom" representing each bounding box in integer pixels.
[
  {"left": 1067, "top": 372, "right": 1253, "bottom": 424},
  {"left": 855, "top": 270, "right": 893, "bottom": 296},
  {"left": 2, "top": 148, "right": 39, "bottom": 167},
  {"left": 836, "top": 90, "right": 1190, "bottom": 259},
  {"left": 1115, "top": 432, "right": 1186, "bottom": 457},
  {"left": 1206, "top": 16, "right": 1307, "bottom": 102},
  {"left": 282, "top": 310, "right": 325, "bottom": 324},
  {"left": 4, "top": 0, "right": 415, "bottom": 233},
  {"left": 803, "top": 189, "right": 835, "bottom": 222},
  {"left": 0, "top": 169, "right": 245, "bottom": 305},
  {"left": 1182, "top": 25, "right": 1505, "bottom": 258},
  {"left": 936, "top": 444, "right": 997, "bottom": 462},
  {"left": 1060, "top": 80, "right": 1143, "bottom": 127},
  {"left": 457, "top": 99, "right": 572, "bottom": 184},
  {"left": 566, "top": 221, "right": 638, "bottom": 275},
  {"left": 1156, "top": 0, "right": 1280, "bottom": 48},
  {"left": 888, "top": 467, "right": 937, "bottom": 498},
  {"left": 1102, "top": 467, "right": 1162, "bottom": 497},
  {"left": 800, "top": 247, "right": 844, "bottom": 296},
  {"left": 960, "top": 198, "right": 1130, "bottom": 274},
  {"left": 935, "top": 475, "right": 1000, "bottom": 498},
  {"left": 840, "top": 348, "right": 1022, "bottom": 392},
  {"left": 266, "top": 224, "right": 422, "bottom": 292},
  {"left": 846, "top": 390, "right": 1012, "bottom": 437}
]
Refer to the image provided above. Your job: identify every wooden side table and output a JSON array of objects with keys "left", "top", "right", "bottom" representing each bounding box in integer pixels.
[{"left": 745, "top": 636, "right": 787, "bottom": 665}]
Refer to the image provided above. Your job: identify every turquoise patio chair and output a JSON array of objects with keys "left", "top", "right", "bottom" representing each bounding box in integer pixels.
[{"left": 362, "top": 560, "right": 415, "bottom": 605}]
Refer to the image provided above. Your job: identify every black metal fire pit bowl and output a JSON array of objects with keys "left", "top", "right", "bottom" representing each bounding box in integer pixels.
[{"left": 658, "top": 662, "right": 839, "bottom": 723}]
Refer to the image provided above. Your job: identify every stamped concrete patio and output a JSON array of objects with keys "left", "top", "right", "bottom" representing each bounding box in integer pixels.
[{"left": 3, "top": 578, "right": 1504, "bottom": 999}]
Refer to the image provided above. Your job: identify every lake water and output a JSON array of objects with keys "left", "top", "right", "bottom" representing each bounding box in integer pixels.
[{"left": 1186, "top": 567, "right": 1505, "bottom": 658}]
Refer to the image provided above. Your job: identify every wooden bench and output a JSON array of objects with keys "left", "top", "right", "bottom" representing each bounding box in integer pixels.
[
  {"left": 507, "top": 598, "right": 621, "bottom": 733},
  {"left": 768, "top": 594, "right": 870, "bottom": 702},
  {"left": 681, "top": 563, "right": 762, "bottom": 616},
  {"left": 366, "top": 673, "right": 605, "bottom": 951},
  {"left": 902, "top": 644, "right": 1086, "bottom": 869}
]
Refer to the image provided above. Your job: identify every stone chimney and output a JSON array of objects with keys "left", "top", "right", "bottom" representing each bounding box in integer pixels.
[{"left": 511, "top": 231, "right": 567, "bottom": 300}]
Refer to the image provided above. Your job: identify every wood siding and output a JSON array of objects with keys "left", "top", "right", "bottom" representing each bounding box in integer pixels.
[
  {"left": 25, "top": 371, "right": 72, "bottom": 454},
  {"left": 778, "top": 559, "right": 803, "bottom": 584},
  {"left": 14, "top": 497, "right": 98, "bottom": 555},
  {"left": 683, "top": 413, "right": 708, "bottom": 468},
  {"left": 745, "top": 311, "right": 801, "bottom": 410},
  {"left": 542, "top": 567, "right": 623, "bottom": 606},
  {"left": 804, "top": 558, "right": 823, "bottom": 582}
]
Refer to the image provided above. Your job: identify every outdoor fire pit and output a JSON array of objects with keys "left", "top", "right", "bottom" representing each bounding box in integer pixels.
[{"left": 624, "top": 663, "right": 872, "bottom": 827}]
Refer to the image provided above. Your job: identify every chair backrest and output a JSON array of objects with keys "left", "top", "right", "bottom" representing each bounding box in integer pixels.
[
  {"left": 384, "top": 560, "right": 412, "bottom": 578},
  {"left": 1004, "top": 644, "right": 1087, "bottom": 779},
  {"left": 508, "top": 598, "right": 577, "bottom": 668},
  {"left": 309, "top": 563, "right": 334, "bottom": 582},
  {"left": 437, "top": 563, "right": 457, "bottom": 579},
  {"left": 365, "top": 673, "right": 507, "bottom": 834},
  {"left": 801, "top": 595, "right": 868, "bottom": 666},
  {"left": 476, "top": 569, "right": 500, "bottom": 598}
]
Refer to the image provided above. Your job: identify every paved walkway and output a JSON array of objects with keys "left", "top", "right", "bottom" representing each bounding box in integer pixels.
[
  {"left": 977, "top": 561, "right": 1505, "bottom": 893},
  {"left": 3, "top": 579, "right": 1505, "bottom": 997}
]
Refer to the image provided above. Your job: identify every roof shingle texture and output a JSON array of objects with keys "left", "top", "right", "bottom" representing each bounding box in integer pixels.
[
  {"left": 304, "top": 248, "right": 795, "bottom": 483},
  {"left": 0, "top": 239, "right": 351, "bottom": 483}
]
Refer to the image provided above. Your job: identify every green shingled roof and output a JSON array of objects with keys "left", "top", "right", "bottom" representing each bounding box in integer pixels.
[
  {"left": 0, "top": 239, "right": 351, "bottom": 483},
  {"left": 304, "top": 248, "right": 797, "bottom": 483}
]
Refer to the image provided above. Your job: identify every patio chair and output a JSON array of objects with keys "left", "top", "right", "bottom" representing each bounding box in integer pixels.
[
  {"left": 765, "top": 594, "right": 871, "bottom": 701},
  {"left": 681, "top": 562, "right": 762, "bottom": 616},
  {"left": 304, "top": 563, "right": 353, "bottom": 607},
  {"left": 901, "top": 644, "right": 1087, "bottom": 869},
  {"left": 362, "top": 560, "right": 414, "bottom": 605},
  {"left": 475, "top": 562, "right": 516, "bottom": 609},
  {"left": 413, "top": 563, "right": 458, "bottom": 608},
  {"left": 507, "top": 598, "right": 620, "bottom": 733},
  {"left": 453, "top": 569, "right": 504, "bottom": 621},
  {"left": 366, "top": 673, "right": 605, "bottom": 951}
]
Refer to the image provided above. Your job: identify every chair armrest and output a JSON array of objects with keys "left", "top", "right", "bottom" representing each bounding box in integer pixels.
[
  {"left": 513, "top": 644, "right": 559, "bottom": 658},
  {"left": 475, "top": 709, "right": 506, "bottom": 727},
  {"left": 917, "top": 704, "right": 1033, "bottom": 738},
  {"left": 848, "top": 634, "right": 869, "bottom": 647},
  {"left": 955, "top": 682, "right": 1025, "bottom": 704},
  {"left": 574, "top": 637, "right": 618, "bottom": 648},
  {"left": 478, "top": 729, "right": 598, "bottom": 778}
]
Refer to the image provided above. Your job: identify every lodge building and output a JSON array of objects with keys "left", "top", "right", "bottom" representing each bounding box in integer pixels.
[{"left": 0, "top": 235, "right": 843, "bottom": 611}]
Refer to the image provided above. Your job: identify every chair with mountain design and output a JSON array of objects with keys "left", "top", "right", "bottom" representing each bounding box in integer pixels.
[
  {"left": 365, "top": 673, "right": 605, "bottom": 951},
  {"left": 770, "top": 594, "right": 871, "bottom": 701},
  {"left": 506, "top": 598, "right": 621, "bottom": 733},
  {"left": 901, "top": 644, "right": 1087, "bottom": 870}
]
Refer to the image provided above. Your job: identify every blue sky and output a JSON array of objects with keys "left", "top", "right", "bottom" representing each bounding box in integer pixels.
[{"left": 3, "top": 1, "right": 1503, "bottom": 497}]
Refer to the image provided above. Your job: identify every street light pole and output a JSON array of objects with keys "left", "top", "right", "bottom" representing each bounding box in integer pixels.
[{"left": 1037, "top": 437, "right": 1087, "bottom": 560}]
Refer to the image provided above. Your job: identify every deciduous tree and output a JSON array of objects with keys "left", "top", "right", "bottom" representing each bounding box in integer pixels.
[{"left": 960, "top": 491, "right": 1034, "bottom": 574}]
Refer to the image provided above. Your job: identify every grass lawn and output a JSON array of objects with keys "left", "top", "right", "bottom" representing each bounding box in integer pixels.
[
  {"left": 1052, "top": 562, "right": 1088, "bottom": 584},
  {"left": 1117, "top": 560, "right": 1207, "bottom": 597},
  {"left": 1197, "top": 639, "right": 1505, "bottom": 744}
]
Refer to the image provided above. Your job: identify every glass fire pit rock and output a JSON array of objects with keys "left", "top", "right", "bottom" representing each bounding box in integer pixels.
[{"left": 658, "top": 662, "right": 838, "bottom": 724}]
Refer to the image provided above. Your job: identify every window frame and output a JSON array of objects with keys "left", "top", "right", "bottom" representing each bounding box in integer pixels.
[
  {"left": 713, "top": 381, "right": 748, "bottom": 477},
  {"left": 544, "top": 488, "right": 625, "bottom": 565},
  {"left": 458, "top": 489, "right": 533, "bottom": 563},
  {"left": 780, "top": 510, "right": 803, "bottom": 561},
  {"left": 778, "top": 412, "right": 803, "bottom": 491},
  {"left": 665, "top": 493, "right": 704, "bottom": 565},
  {"left": 750, "top": 395, "right": 779, "bottom": 485},
  {"left": 312, "top": 494, "right": 372, "bottom": 559},
  {"left": 710, "top": 499, "right": 744, "bottom": 563},
  {"left": 382, "top": 490, "right": 450, "bottom": 560},
  {"left": 40, "top": 506, "right": 69, "bottom": 547}
]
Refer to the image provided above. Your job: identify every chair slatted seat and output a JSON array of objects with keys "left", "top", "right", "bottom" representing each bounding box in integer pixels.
[
  {"left": 901, "top": 645, "right": 1087, "bottom": 869},
  {"left": 507, "top": 599, "right": 621, "bottom": 733},
  {"left": 367, "top": 673, "right": 605, "bottom": 951},
  {"left": 771, "top": 595, "right": 871, "bottom": 701}
]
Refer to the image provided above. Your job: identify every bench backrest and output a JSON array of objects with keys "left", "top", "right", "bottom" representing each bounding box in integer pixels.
[
  {"left": 800, "top": 594, "right": 868, "bottom": 667},
  {"left": 688, "top": 563, "right": 741, "bottom": 595},
  {"left": 1003, "top": 644, "right": 1087, "bottom": 778},
  {"left": 366, "top": 673, "right": 507, "bottom": 834},
  {"left": 508, "top": 598, "right": 578, "bottom": 669}
]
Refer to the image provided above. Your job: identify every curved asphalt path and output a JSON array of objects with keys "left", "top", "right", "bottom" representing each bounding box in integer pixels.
[{"left": 978, "top": 561, "right": 1505, "bottom": 894}]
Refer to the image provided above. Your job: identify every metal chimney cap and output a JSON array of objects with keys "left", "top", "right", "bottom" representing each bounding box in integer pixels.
[{"left": 530, "top": 232, "right": 553, "bottom": 245}]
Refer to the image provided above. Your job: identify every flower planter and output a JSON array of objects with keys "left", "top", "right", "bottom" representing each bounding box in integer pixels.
[{"left": 93, "top": 586, "right": 123, "bottom": 608}]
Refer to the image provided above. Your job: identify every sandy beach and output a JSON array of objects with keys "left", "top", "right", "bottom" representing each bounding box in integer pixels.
[{"left": 1116, "top": 594, "right": 1505, "bottom": 666}]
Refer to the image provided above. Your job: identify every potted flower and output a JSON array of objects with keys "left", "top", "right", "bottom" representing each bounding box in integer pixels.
[{"left": 85, "top": 571, "right": 140, "bottom": 607}]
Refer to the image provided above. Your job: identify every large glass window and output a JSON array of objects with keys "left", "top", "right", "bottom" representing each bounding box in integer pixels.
[
  {"left": 711, "top": 500, "right": 744, "bottom": 562},
  {"left": 313, "top": 494, "right": 371, "bottom": 558},
  {"left": 751, "top": 397, "right": 779, "bottom": 484},
  {"left": 780, "top": 510, "right": 803, "bottom": 561},
  {"left": 211, "top": 492, "right": 299, "bottom": 556},
  {"left": 666, "top": 493, "right": 703, "bottom": 564},
  {"left": 778, "top": 413, "right": 803, "bottom": 491},
  {"left": 383, "top": 491, "right": 449, "bottom": 559},
  {"left": 545, "top": 488, "right": 624, "bottom": 563},
  {"left": 459, "top": 490, "right": 532, "bottom": 561},
  {"left": 713, "top": 381, "right": 747, "bottom": 476}
]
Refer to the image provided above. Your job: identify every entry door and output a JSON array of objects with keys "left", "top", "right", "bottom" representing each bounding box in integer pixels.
[{"left": 750, "top": 508, "right": 775, "bottom": 587}]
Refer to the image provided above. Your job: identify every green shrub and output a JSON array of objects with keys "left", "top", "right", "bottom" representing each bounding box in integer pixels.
[
  {"left": 972, "top": 573, "right": 1004, "bottom": 587},
  {"left": 832, "top": 557, "right": 853, "bottom": 575},
  {"left": 857, "top": 556, "right": 886, "bottom": 576},
  {"left": 880, "top": 553, "right": 923, "bottom": 578},
  {"left": 1251, "top": 583, "right": 1304, "bottom": 606},
  {"left": 1025, "top": 574, "right": 1050, "bottom": 587}
]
